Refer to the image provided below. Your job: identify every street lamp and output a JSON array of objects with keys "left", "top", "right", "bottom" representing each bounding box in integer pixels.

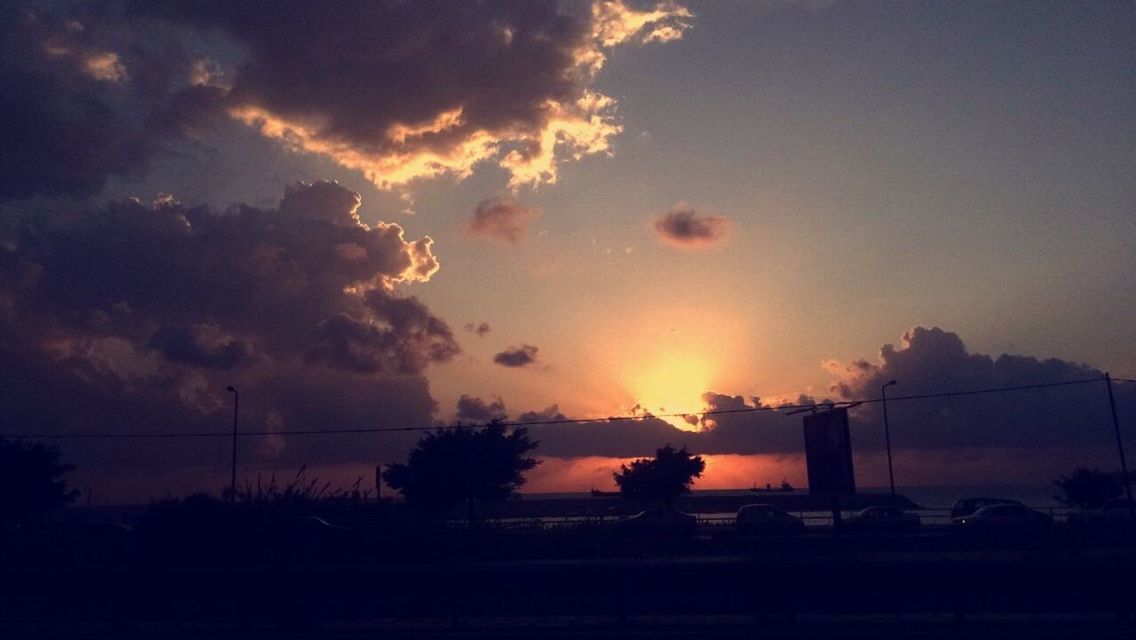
[
  {"left": 226, "top": 386, "right": 239, "bottom": 501},
  {"left": 882, "top": 380, "right": 898, "bottom": 498}
]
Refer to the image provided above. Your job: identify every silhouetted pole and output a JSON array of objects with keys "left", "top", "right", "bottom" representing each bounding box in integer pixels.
[
  {"left": 226, "top": 385, "right": 239, "bottom": 501},
  {"left": 1104, "top": 373, "right": 1135, "bottom": 519},
  {"left": 882, "top": 380, "right": 898, "bottom": 498}
]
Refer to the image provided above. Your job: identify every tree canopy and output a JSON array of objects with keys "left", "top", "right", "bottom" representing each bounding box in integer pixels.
[
  {"left": 383, "top": 422, "right": 539, "bottom": 515},
  {"left": 0, "top": 438, "right": 78, "bottom": 522},
  {"left": 1054, "top": 467, "right": 1122, "bottom": 509},
  {"left": 614, "top": 444, "right": 705, "bottom": 506}
]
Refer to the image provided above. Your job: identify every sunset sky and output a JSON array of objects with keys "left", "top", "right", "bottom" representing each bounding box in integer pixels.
[{"left": 2, "top": 1, "right": 1134, "bottom": 502}]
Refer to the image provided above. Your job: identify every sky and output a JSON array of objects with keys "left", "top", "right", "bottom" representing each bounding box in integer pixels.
[{"left": 2, "top": 0, "right": 1134, "bottom": 503}]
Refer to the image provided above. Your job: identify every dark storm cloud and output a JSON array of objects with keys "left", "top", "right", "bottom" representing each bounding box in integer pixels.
[
  {"left": 824, "top": 326, "right": 1133, "bottom": 453},
  {"left": 494, "top": 344, "right": 539, "bottom": 368},
  {"left": 653, "top": 203, "right": 728, "bottom": 249},
  {"left": 468, "top": 198, "right": 540, "bottom": 244},
  {"left": 135, "top": 0, "right": 691, "bottom": 189},
  {"left": 525, "top": 394, "right": 813, "bottom": 458},
  {"left": 456, "top": 395, "right": 508, "bottom": 424},
  {"left": 0, "top": 181, "right": 455, "bottom": 470},
  {"left": 2, "top": 1, "right": 690, "bottom": 201},
  {"left": 0, "top": 4, "right": 150, "bottom": 200},
  {"left": 498, "top": 327, "right": 1134, "bottom": 460},
  {"left": 148, "top": 324, "right": 251, "bottom": 370}
]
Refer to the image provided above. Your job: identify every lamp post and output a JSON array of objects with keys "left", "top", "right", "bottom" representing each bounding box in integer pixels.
[
  {"left": 226, "top": 386, "right": 239, "bottom": 501},
  {"left": 882, "top": 380, "right": 898, "bottom": 497}
]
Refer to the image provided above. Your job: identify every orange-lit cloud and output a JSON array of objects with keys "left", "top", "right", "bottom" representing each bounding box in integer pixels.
[
  {"left": 82, "top": 51, "right": 128, "bottom": 83},
  {"left": 592, "top": 0, "right": 694, "bottom": 48},
  {"left": 202, "top": 1, "right": 692, "bottom": 190}
]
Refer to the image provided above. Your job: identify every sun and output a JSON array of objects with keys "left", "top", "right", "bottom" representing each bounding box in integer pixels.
[
  {"left": 587, "top": 305, "right": 746, "bottom": 432},
  {"left": 627, "top": 352, "right": 714, "bottom": 431}
]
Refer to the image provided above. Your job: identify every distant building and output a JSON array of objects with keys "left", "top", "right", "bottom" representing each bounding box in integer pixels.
[{"left": 803, "top": 408, "right": 856, "bottom": 496}]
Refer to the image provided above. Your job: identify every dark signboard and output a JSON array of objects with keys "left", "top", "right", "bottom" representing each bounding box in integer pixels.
[{"left": 803, "top": 408, "right": 856, "bottom": 496}]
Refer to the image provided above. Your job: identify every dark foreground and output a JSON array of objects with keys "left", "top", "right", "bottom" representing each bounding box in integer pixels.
[
  {"left": 3, "top": 528, "right": 1135, "bottom": 639},
  {"left": 4, "top": 617, "right": 1134, "bottom": 640}
]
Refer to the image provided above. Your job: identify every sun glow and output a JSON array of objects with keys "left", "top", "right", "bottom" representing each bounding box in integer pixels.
[
  {"left": 627, "top": 352, "right": 714, "bottom": 431},
  {"left": 582, "top": 306, "right": 748, "bottom": 432}
]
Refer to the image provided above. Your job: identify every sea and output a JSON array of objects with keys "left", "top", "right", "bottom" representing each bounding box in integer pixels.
[
  {"left": 524, "top": 484, "right": 1064, "bottom": 509},
  {"left": 521, "top": 484, "right": 1071, "bottom": 525}
]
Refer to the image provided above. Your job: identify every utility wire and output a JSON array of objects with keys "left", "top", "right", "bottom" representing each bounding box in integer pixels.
[{"left": 5, "top": 377, "right": 1110, "bottom": 441}]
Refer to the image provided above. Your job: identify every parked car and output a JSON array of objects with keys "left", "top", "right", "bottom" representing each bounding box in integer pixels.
[
  {"left": 844, "top": 506, "right": 921, "bottom": 533},
  {"left": 949, "top": 497, "right": 1023, "bottom": 519},
  {"left": 736, "top": 504, "right": 805, "bottom": 535},
  {"left": 1067, "top": 498, "right": 1136, "bottom": 528},
  {"left": 951, "top": 503, "right": 1052, "bottom": 531},
  {"left": 617, "top": 508, "right": 698, "bottom": 536}
]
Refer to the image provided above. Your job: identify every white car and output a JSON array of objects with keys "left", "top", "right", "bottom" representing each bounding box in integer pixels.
[
  {"left": 952, "top": 503, "right": 1052, "bottom": 530},
  {"left": 736, "top": 504, "right": 805, "bottom": 535}
]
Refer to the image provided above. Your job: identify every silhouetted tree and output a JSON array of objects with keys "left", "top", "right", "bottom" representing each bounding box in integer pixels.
[
  {"left": 0, "top": 438, "right": 78, "bottom": 522},
  {"left": 1054, "top": 467, "right": 1121, "bottom": 509},
  {"left": 614, "top": 444, "right": 705, "bottom": 506},
  {"left": 383, "top": 422, "right": 539, "bottom": 521}
]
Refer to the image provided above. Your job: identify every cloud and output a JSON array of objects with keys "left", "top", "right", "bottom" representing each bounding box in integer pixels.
[
  {"left": 496, "top": 327, "right": 1134, "bottom": 467},
  {"left": 0, "top": 5, "right": 153, "bottom": 200},
  {"left": 456, "top": 395, "right": 508, "bottom": 424},
  {"left": 517, "top": 405, "right": 568, "bottom": 423},
  {"left": 653, "top": 203, "right": 728, "bottom": 249},
  {"left": 468, "top": 198, "right": 540, "bottom": 244},
  {"left": 137, "top": 0, "right": 692, "bottom": 190},
  {"left": 1, "top": 1, "right": 690, "bottom": 202},
  {"left": 147, "top": 323, "right": 252, "bottom": 370},
  {"left": 464, "top": 322, "right": 491, "bottom": 337},
  {"left": 823, "top": 326, "right": 1129, "bottom": 453},
  {"left": 0, "top": 181, "right": 456, "bottom": 472},
  {"left": 592, "top": 0, "right": 693, "bottom": 48},
  {"left": 494, "top": 344, "right": 540, "bottom": 368}
]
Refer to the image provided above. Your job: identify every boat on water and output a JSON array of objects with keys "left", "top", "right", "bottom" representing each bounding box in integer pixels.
[
  {"left": 590, "top": 488, "right": 620, "bottom": 497},
  {"left": 751, "top": 480, "right": 794, "bottom": 492}
]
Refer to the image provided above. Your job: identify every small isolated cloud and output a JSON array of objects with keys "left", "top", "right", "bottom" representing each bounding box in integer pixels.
[
  {"left": 456, "top": 394, "right": 507, "bottom": 423},
  {"left": 464, "top": 322, "right": 491, "bottom": 337},
  {"left": 653, "top": 203, "right": 728, "bottom": 249},
  {"left": 469, "top": 197, "right": 540, "bottom": 245},
  {"left": 494, "top": 344, "right": 539, "bottom": 368}
]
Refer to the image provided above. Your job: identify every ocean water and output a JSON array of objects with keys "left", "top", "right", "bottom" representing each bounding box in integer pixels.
[{"left": 525, "top": 484, "right": 1063, "bottom": 509}]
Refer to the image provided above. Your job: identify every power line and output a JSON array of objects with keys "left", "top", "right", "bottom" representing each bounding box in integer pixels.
[{"left": 5, "top": 377, "right": 1109, "bottom": 441}]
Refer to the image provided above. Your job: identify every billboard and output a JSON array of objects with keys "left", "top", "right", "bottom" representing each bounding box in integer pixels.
[{"left": 803, "top": 408, "right": 856, "bottom": 496}]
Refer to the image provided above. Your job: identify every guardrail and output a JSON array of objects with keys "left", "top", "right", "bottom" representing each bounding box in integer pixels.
[
  {"left": 427, "top": 506, "right": 1081, "bottom": 532},
  {"left": 436, "top": 505, "right": 1083, "bottom": 530}
]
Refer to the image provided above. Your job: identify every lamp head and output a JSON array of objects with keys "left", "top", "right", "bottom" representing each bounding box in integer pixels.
[
  {"left": 225, "top": 385, "right": 237, "bottom": 393},
  {"left": 885, "top": 380, "right": 898, "bottom": 387}
]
